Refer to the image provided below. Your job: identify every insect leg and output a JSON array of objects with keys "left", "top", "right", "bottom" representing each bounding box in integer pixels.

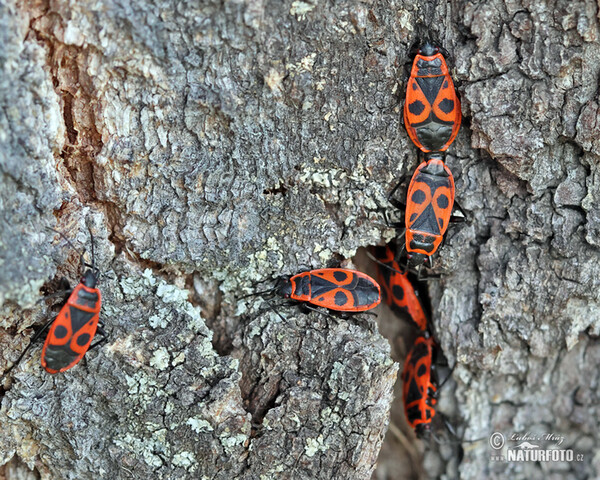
[{"left": 4, "top": 319, "right": 55, "bottom": 376}]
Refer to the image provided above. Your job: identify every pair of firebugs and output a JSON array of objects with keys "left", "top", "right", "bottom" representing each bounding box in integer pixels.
[
  {"left": 399, "top": 42, "right": 463, "bottom": 269},
  {"left": 371, "top": 243, "right": 440, "bottom": 439},
  {"left": 13, "top": 253, "right": 382, "bottom": 375}
]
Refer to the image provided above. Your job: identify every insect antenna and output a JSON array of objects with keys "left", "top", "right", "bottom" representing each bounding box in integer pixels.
[
  {"left": 365, "top": 250, "right": 408, "bottom": 276},
  {"left": 87, "top": 223, "right": 98, "bottom": 274},
  {"left": 238, "top": 286, "right": 278, "bottom": 300},
  {"left": 45, "top": 226, "right": 87, "bottom": 274}
]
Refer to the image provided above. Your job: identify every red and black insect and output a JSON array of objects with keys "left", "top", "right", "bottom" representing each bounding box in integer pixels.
[
  {"left": 402, "top": 334, "right": 438, "bottom": 438},
  {"left": 370, "top": 244, "right": 427, "bottom": 330},
  {"left": 276, "top": 268, "right": 381, "bottom": 312},
  {"left": 11, "top": 227, "right": 106, "bottom": 374},
  {"left": 404, "top": 42, "right": 461, "bottom": 153},
  {"left": 402, "top": 152, "right": 458, "bottom": 268}
]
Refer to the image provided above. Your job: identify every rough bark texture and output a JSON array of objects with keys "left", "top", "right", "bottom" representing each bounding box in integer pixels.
[{"left": 1, "top": 0, "right": 599, "bottom": 479}]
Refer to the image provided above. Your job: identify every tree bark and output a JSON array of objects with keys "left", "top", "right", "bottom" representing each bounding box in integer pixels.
[{"left": 1, "top": 0, "right": 599, "bottom": 479}]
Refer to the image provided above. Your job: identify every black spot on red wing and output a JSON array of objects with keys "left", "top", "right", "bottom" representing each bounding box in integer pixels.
[
  {"left": 412, "top": 81, "right": 419, "bottom": 90},
  {"left": 334, "top": 291, "right": 349, "bottom": 306},
  {"left": 76, "top": 333, "right": 91, "bottom": 347},
  {"left": 408, "top": 100, "right": 425, "bottom": 116},
  {"left": 443, "top": 80, "right": 448, "bottom": 88},
  {"left": 406, "top": 377, "right": 423, "bottom": 404},
  {"left": 426, "top": 409, "right": 432, "bottom": 419},
  {"left": 406, "top": 405, "right": 423, "bottom": 423},
  {"left": 411, "top": 189, "right": 426, "bottom": 204},
  {"left": 333, "top": 270, "right": 348, "bottom": 282},
  {"left": 437, "top": 194, "right": 449, "bottom": 209},
  {"left": 417, "top": 364, "right": 427, "bottom": 377},
  {"left": 54, "top": 325, "right": 68, "bottom": 339},
  {"left": 438, "top": 98, "right": 455, "bottom": 114},
  {"left": 392, "top": 284, "right": 405, "bottom": 300},
  {"left": 439, "top": 218, "right": 444, "bottom": 229}
]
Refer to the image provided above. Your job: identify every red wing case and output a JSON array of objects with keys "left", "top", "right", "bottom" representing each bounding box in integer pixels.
[
  {"left": 402, "top": 336, "right": 437, "bottom": 435},
  {"left": 404, "top": 48, "right": 461, "bottom": 153},
  {"left": 372, "top": 245, "right": 427, "bottom": 330},
  {"left": 41, "top": 283, "right": 102, "bottom": 374},
  {"left": 289, "top": 268, "right": 381, "bottom": 312},
  {"left": 405, "top": 156, "right": 455, "bottom": 257}
]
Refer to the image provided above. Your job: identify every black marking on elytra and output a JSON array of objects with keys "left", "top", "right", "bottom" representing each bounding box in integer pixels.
[
  {"left": 410, "top": 204, "right": 441, "bottom": 235},
  {"left": 443, "top": 80, "right": 449, "bottom": 89},
  {"left": 310, "top": 274, "right": 378, "bottom": 307},
  {"left": 408, "top": 100, "right": 425, "bottom": 116},
  {"left": 406, "top": 405, "right": 423, "bottom": 423},
  {"left": 333, "top": 270, "right": 348, "bottom": 282},
  {"left": 426, "top": 409, "right": 432, "bottom": 419},
  {"left": 76, "top": 333, "right": 91, "bottom": 347},
  {"left": 406, "top": 377, "right": 423, "bottom": 404},
  {"left": 412, "top": 81, "right": 419, "bottom": 90},
  {"left": 416, "top": 76, "right": 444, "bottom": 105},
  {"left": 437, "top": 194, "right": 449, "bottom": 209},
  {"left": 410, "top": 342, "right": 429, "bottom": 363},
  {"left": 417, "top": 364, "right": 427, "bottom": 377},
  {"left": 334, "top": 290, "right": 348, "bottom": 306},
  {"left": 392, "top": 284, "right": 405, "bottom": 301},
  {"left": 411, "top": 189, "right": 426, "bottom": 205},
  {"left": 438, "top": 98, "right": 455, "bottom": 114},
  {"left": 69, "top": 306, "right": 96, "bottom": 333},
  {"left": 54, "top": 325, "right": 68, "bottom": 339}
]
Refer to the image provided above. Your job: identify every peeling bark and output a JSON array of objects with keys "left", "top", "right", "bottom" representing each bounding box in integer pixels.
[{"left": 1, "top": 0, "right": 600, "bottom": 479}]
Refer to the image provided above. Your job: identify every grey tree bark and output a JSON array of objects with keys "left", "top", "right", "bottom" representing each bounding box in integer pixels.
[{"left": 0, "top": 0, "right": 599, "bottom": 479}]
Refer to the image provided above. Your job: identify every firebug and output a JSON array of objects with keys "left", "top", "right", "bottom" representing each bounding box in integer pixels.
[
  {"left": 404, "top": 42, "right": 461, "bottom": 153},
  {"left": 9, "top": 227, "right": 106, "bottom": 374},
  {"left": 402, "top": 334, "right": 438, "bottom": 438},
  {"left": 370, "top": 244, "right": 427, "bottom": 330},
  {"left": 276, "top": 268, "right": 381, "bottom": 312}
]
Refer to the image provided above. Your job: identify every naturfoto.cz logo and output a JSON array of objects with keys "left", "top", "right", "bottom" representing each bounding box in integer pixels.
[{"left": 489, "top": 432, "right": 584, "bottom": 463}]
